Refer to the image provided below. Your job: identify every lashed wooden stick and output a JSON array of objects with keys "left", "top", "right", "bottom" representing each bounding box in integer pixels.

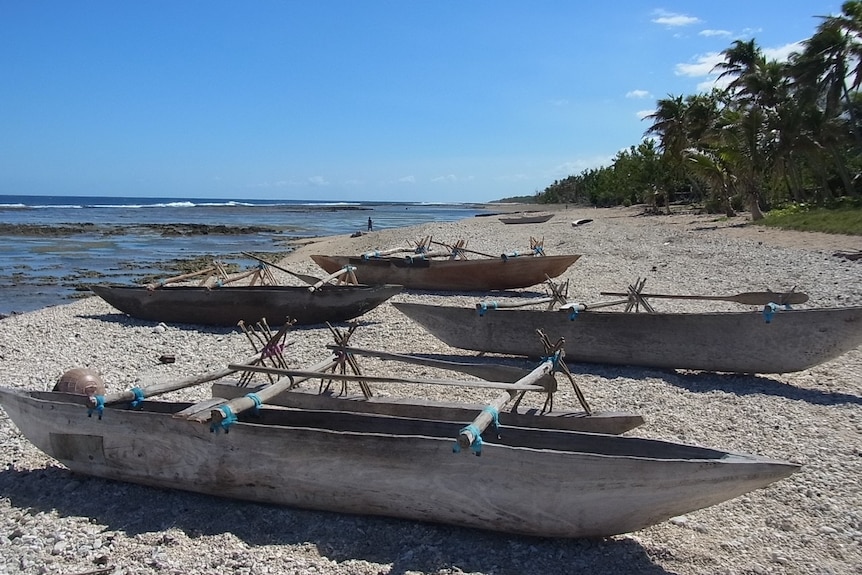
[
  {"left": 93, "top": 350, "right": 270, "bottom": 407},
  {"left": 324, "top": 345, "right": 557, "bottom": 387},
  {"left": 309, "top": 266, "right": 358, "bottom": 290},
  {"left": 456, "top": 357, "right": 556, "bottom": 451},
  {"left": 241, "top": 251, "right": 322, "bottom": 285},
  {"left": 211, "top": 355, "right": 340, "bottom": 425},
  {"left": 225, "top": 365, "right": 548, "bottom": 392},
  {"left": 147, "top": 266, "right": 217, "bottom": 289}
]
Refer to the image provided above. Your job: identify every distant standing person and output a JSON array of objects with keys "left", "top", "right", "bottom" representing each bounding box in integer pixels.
[{"left": 367, "top": 217, "right": 373, "bottom": 231}]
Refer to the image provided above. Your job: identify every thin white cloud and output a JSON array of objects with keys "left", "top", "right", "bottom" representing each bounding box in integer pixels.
[
  {"left": 431, "top": 174, "right": 457, "bottom": 183},
  {"left": 675, "top": 52, "right": 724, "bottom": 77},
  {"left": 652, "top": 9, "right": 700, "bottom": 27},
  {"left": 636, "top": 109, "right": 654, "bottom": 120},
  {"left": 399, "top": 175, "right": 416, "bottom": 183},
  {"left": 552, "top": 156, "right": 615, "bottom": 177},
  {"left": 764, "top": 41, "right": 804, "bottom": 62},
  {"left": 254, "top": 179, "right": 304, "bottom": 188},
  {"left": 308, "top": 176, "right": 329, "bottom": 186},
  {"left": 673, "top": 41, "right": 805, "bottom": 93},
  {"left": 626, "top": 89, "right": 652, "bottom": 99},
  {"left": 697, "top": 78, "right": 727, "bottom": 92},
  {"left": 700, "top": 29, "right": 732, "bottom": 37},
  {"left": 495, "top": 173, "right": 530, "bottom": 182},
  {"left": 549, "top": 98, "right": 570, "bottom": 106}
]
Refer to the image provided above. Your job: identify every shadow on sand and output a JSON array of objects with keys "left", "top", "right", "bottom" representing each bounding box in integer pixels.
[
  {"left": 562, "top": 361, "right": 862, "bottom": 407},
  {"left": 0, "top": 466, "right": 673, "bottom": 575}
]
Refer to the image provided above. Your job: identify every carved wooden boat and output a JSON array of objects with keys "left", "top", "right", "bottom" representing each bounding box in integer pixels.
[
  {"left": 0, "top": 386, "right": 797, "bottom": 538},
  {"left": 309, "top": 254, "right": 580, "bottom": 291},
  {"left": 498, "top": 213, "right": 554, "bottom": 224},
  {"left": 90, "top": 283, "right": 402, "bottom": 326},
  {"left": 392, "top": 302, "right": 862, "bottom": 374}
]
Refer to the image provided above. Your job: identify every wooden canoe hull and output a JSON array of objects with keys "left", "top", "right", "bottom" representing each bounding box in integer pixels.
[
  {"left": 498, "top": 214, "right": 554, "bottom": 224},
  {"left": 392, "top": 302, "right": 862, "bottom": 374},
  {"left": 90, "top": 284, "right": 403, "bottom": 326},
  {"left": 310, "top": 254, "right": 580, "bottom": 291},
  {"left": 0, "top": 388, "right": 798, "bottom": 538}
]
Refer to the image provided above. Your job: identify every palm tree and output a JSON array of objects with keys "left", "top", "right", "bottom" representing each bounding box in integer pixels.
[
  {"left": 797, "top": 11, "right": 862, "bottom": 132},
  {"left": 710, "top": 41, "right": 777, "bottom": 219},
  {"left": 687, "top": 151, "right": 737, "bottom": 217},
  {"left": 791, "top": 2, "right": 862, "bottom": 197},
  {"left": 713, "top": 39, "right": 762, "bottom": 95},
  {"left": 715, "top": 103, "right": 768, "bottom": 220},
  {"left": 643, "top": 95, "right": 690, "bottom": 213}
]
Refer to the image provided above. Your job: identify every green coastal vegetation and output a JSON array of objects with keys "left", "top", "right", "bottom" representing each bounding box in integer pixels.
[{"left": 528, "top": 2, "right": 862, "bottom": 236}]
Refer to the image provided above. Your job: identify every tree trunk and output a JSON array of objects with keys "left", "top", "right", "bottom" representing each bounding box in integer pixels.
[
  {"left": 748, "top": 192, "right": 764, "bottom": 220},
  {"left": 721, "top": 184, "right": 736, "bottom": 217},
  {"left": 829, "top": 147, "right": 857, "bottom": 197}
]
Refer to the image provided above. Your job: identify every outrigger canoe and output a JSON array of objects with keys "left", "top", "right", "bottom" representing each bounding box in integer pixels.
[
  {"left": 310, "top": 254, "right": 580, "bottom": 291},
  {"left": 0, "top": 383, "right": 796, "bottom": 538},
  {"left": 392, "top": 302, "right": 862, "bottom": 374},
  {"left": 0, "top": 323, "right": 797, "bottom": 538},
  {"left": 90, "top": 283, "right": 402, "bottom": 326}
]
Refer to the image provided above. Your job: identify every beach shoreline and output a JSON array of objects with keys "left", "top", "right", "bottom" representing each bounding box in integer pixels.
[
  {"left": 1, "top": 204, "right": 861, "bottom": 574},
  {"left": 0, "top": 200, "right": 490, "bottom": 317}
]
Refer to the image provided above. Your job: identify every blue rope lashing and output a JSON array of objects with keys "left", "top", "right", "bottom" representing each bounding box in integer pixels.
[
  {"left": 88, "top": 395, "right": 106, "bottom": 420},
  {"left": 215, "top": 279, "right": 223, "bottom": 287},
  {"left": 568, "top": 306, "right": 581, "bottom": 321},
  {"left": 210, "top": 405, "right": 238, "bottom": 434},
  {"left": 483, "top": 406, "right": 501, "bottom": 437},
  {"left": 129, "top": 387, "right": 145, "bottom": 408},
  {"left": 452, "top": 424, "right": 484, "bottom": 455},
  {"left": 415, "top": 245, "right": 428, "bottom": 254},
  {"left": 362, "top": 251, "right": 380, "bottom": 260},
  {"left": 477, "top": 301, "right": 498, "bottom": 316},
  {"left": 533, "top": 245, "right": 545, "bottom": 256},
  {"left": 245, "top": 392, "right": 263, "bottom": 415},
  {"left": 762, "top": 302, "right": 779, "bottom": 323},
  {"left": 540, "top": 353, "right": 561, "bottom": 372}
]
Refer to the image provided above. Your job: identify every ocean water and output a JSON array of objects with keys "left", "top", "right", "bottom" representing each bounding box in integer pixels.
[{"left": 0, "top": 195, "right": 487, "bottom": 316}]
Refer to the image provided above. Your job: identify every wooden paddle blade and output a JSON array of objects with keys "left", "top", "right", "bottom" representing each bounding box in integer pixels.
[{"left": 734, "top": 291, "right": 809, "bottom": 305}]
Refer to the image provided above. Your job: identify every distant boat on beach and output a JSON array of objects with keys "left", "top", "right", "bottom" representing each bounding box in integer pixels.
[
  {"left": 499, "top": 213, "right": 554, "bottom": 224},
  {"left": 91, "top": 283, "right": 403, "bottom": 326},
  {"left": 311, "top": 253, "right": 580, "bottom": 291}
]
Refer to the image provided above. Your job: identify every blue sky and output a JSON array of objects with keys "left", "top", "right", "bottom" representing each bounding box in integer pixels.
[{"left": 0, "top": 1, "right": 843, "bottom": 203}]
